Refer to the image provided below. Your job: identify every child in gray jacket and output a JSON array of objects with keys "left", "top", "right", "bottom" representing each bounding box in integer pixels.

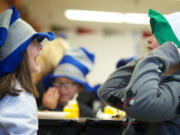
[{"left": 98, "top": 9, "right": 180, "bottom": 135}]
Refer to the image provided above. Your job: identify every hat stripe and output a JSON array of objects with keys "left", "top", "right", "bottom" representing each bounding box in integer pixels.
[
  {"left": 0, "top": 7, "right": 19, "bottom": 47},
  {"left": 80, "top": 47, "right": 95, "bottom": 63},
  {"left": 59, "top": 55, "right": 89, "bottom": 76},
  {"left": 149, "top": 9, "right": 180, "bottom": 48},
  {"left": 0, "top": 9, "right": 12, "bottom": 47},
  {"left": 0, "top": 28, "right": 8, "bottom": 46},
  {"left": 0, "top": 19, "right": 36, "bottom": 61},
  {"left": 35, "top": 32, "right": 55, "bottom": 42},
  {"left": 9, "top": 6, "right": 20, "bottom": 25}
]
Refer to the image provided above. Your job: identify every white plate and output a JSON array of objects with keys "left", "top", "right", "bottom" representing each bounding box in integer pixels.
[{"left": 38, "top": 111, "right": 70, "bottom": 119}]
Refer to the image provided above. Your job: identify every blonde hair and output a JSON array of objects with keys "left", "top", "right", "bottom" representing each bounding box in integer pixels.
[{"left": 32, "top": 37, "right": 70, "bottom": 84}]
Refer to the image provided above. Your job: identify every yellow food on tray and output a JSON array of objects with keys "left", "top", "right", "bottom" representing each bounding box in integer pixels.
[
  {"left": 96, "top": 105, "right": 126, "bottom": 121},
  {"left": 63, "top": 99, "right": 79, "bottom": 119}
]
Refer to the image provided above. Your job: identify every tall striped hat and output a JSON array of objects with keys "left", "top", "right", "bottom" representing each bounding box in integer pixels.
[
  {"left": 43, "top": 47, "right": 95, "bottom": 91},
  {"left": 149, "top": 9, "right": 180, "bottom": 48},
  {"left": 0, "top": 6, "right": 55, "bottom": 77}
]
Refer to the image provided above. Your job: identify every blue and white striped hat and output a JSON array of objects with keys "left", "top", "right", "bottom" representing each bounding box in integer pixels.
[
  {"left": 0, "top": 6, "right": 55, "bottom": 77},
  {"left": 43, "top": 47, "right": 95, "bottom": 91}
]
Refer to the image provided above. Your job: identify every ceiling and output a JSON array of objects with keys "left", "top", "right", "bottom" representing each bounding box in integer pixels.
[{"left": 23, "top": 0, "right": 180, "bottom": 31}]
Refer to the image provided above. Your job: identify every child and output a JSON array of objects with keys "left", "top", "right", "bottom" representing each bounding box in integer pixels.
[
  {"left": 41, "top": 47, "right": 95, "bottom": 118},
  {"left": 0, "top": 7, "right": 54, "bottom": 134},
  {"left": 98, "top": 9, "right": 180, "bottom": 135}
]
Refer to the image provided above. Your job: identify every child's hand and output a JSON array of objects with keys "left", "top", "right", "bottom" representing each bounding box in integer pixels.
[{"left": 42, "top": 87, "right": 59, "bottom": 109}]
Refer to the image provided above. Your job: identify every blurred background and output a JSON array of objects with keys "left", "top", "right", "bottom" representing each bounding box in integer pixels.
[{"left": 1, "top": 0, "right": 180, "bottom": 85}]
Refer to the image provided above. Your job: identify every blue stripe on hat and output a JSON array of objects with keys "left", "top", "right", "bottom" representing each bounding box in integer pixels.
[
  {"left": 35, "top": 32, "right": 54, "bottom": 42},
  {"left": 9, "top": 6, "right": 20, "bottom": 25},
  {"left": 80, "top": 47, "right": 95, "bottom": 63},
  {"left": 0, "top": 7, "right": 20, "bottom": 47},
  {"left": 59, "top": 55, "right": 89, "bottom": 76},
  {"left": 0, "top": 32, "right": 55, "bottom": 77},
  {"left": 0, "top": 28, "right": 8, "bottom": 47}
]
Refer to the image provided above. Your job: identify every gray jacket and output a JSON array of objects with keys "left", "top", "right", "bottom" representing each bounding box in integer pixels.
[{"left": 98, "top": 42, "right": 180, "bottom": 135}]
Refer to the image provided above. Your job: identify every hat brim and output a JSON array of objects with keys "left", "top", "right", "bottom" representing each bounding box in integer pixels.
[
  {"left": 149, "top": 9, "right": 180, "bottom": 48},
  {"left": 43, "top": 74, "right": 92, "bottom": 92},
  {"left": 0, "top": 32, "right": 55, "bottom": 77}
]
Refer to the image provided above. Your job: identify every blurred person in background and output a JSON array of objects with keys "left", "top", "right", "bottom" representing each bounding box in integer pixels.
[{"left": 40, "top": 47, "right": 95, "bottom": 118}]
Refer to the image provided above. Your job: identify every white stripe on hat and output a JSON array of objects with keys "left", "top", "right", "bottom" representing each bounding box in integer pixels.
[
  {"left": 65, "top": 48, "right": 93, "bottom": 72},
  {"left": 0, "top": 9, "right": 12, "bottom": 30},
  {"left": 54, "top": 63, "right": 86, "bottom": 82},
  {"left": 0, "top": 19, "right": 36, "bottom": 61},
  {"left": 164, "top": 12, "right": 180, "bottom": 42}
]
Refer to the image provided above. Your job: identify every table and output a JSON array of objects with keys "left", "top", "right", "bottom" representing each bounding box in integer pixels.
[
  {"left": 85, "top": 118, "right": 126, "bottom": 135},
  {"left": 38, "top": 118, "right": 126, "bottom": 135}
]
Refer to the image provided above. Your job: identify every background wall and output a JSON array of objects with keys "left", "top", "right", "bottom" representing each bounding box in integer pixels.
[{"left": 63, "top": 29, "right": 144, "bottom": 85}]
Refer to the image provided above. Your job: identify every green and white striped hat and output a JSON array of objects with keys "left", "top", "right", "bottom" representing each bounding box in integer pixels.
[{"left": 149, "top": 9, "right": 180, "bottom": 48}]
